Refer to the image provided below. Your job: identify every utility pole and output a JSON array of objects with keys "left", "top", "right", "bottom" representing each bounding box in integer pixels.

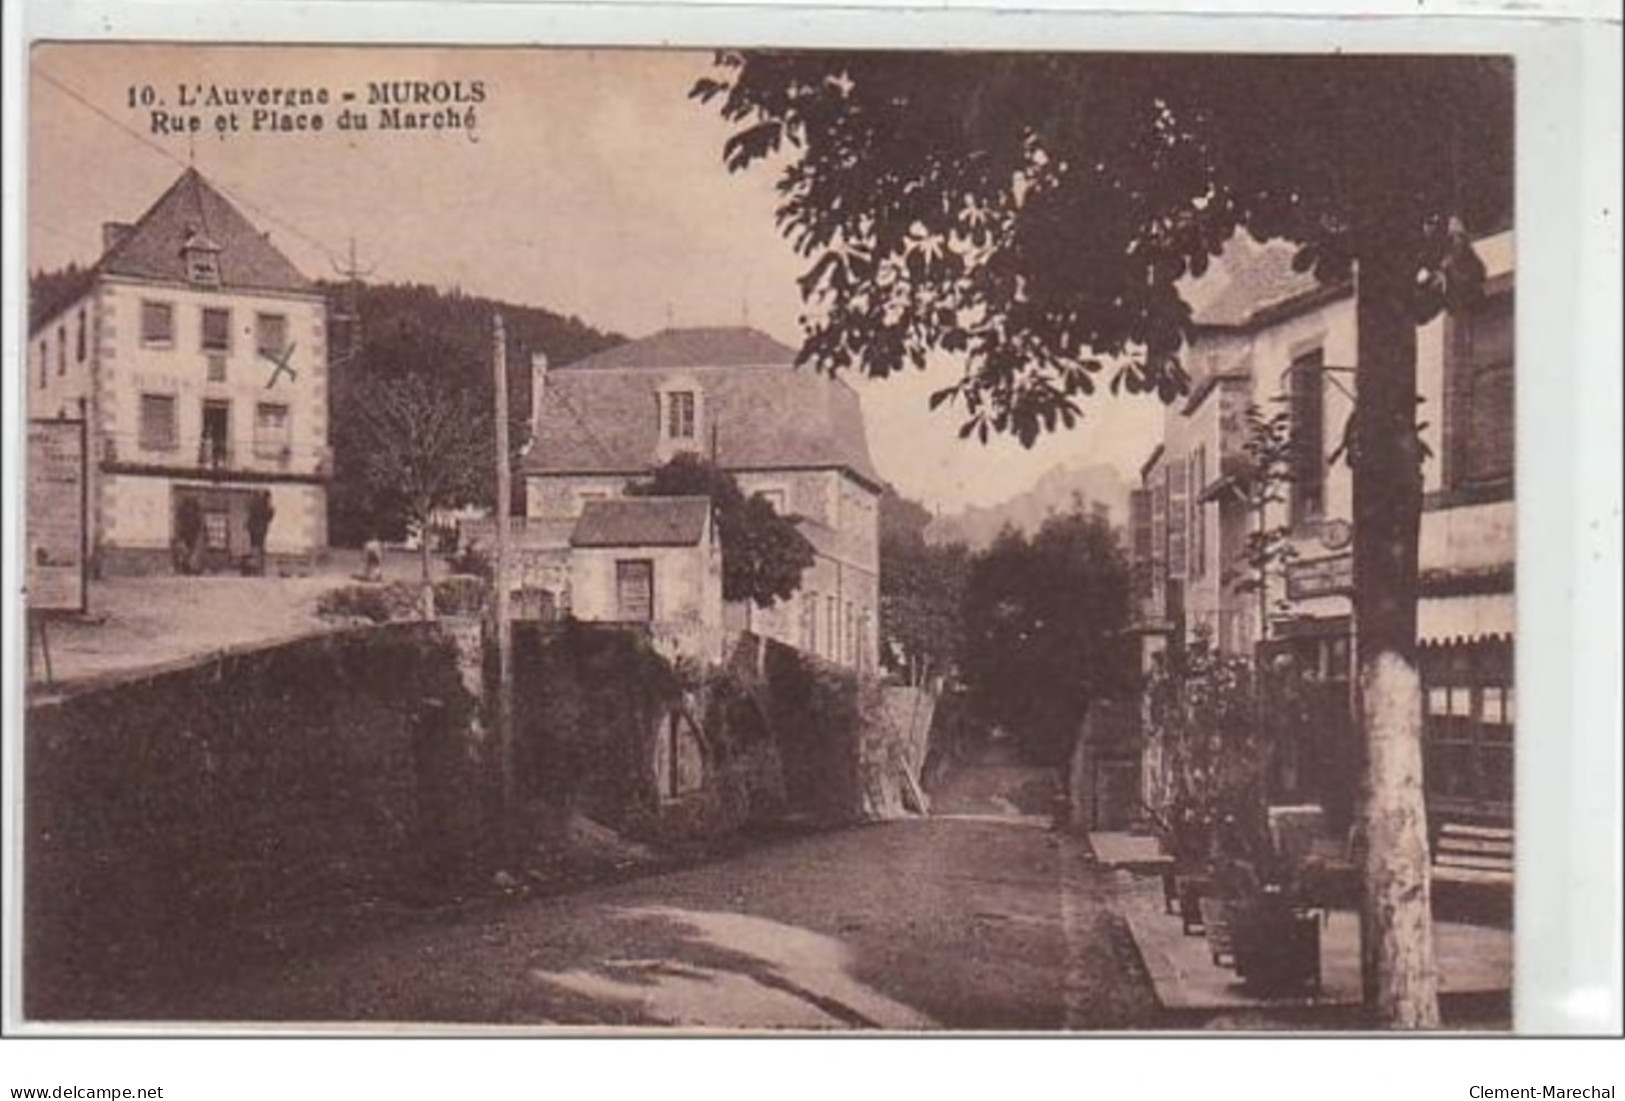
[
  {"left": 331, "top": 239, "right": 372, "bottom": 540},
  {"left": 492, "top": 313, "right": 515, "bottom": 858},
  {"left": 330, "top": 237, "right": 372, "bottom": 370}
]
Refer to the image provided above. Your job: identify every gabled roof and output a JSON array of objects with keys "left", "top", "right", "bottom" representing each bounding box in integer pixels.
[
  {"left": 1186, "top": 236, "right": 1348, "bottom": 332},
  {"left": 97, "top": 168, "right": 314, "bottom": 296},
  {"left": 570, "top": 496, "right": 712, "bottom": 548},
  {"left": 525, "top": 327, "right": 883, "bottom": 490}
]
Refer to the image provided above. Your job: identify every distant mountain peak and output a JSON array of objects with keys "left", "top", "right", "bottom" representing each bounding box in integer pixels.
[{"left": 924, "top": 462, "right": 1129, "bottom": 549}]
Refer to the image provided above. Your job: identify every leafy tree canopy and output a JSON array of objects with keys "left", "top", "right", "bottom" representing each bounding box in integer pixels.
[
  {"left": 879, "top": 488, "right": 970, "bottom": 684},
  {"left": 694, "top": 52, "right": 1510, "bottom": 444},
  {"left": 958, "top": 504, "right": 1133, "bottom": 764},
  {"left": 627, "top": 454, "right": 815, "bottom": 608}
]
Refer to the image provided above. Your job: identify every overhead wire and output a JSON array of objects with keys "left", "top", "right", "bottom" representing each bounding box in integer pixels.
[{"left": 33, "top": 68, "right": 348, "bottom": 269}]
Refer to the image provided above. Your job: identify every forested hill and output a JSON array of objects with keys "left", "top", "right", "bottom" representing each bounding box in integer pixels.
[
  {"left": 318, "top": 280, "right": 626, "bottom": 545},
  {"left": 319, "top": 280, "right": 624, "bottom": 383}
]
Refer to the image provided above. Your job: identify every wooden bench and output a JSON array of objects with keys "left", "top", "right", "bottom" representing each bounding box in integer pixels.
[{"left": 1433, "top": 822, "right": 1514, "bottom": 886}]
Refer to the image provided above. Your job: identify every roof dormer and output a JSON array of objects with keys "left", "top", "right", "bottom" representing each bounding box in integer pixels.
[
  {"left": 180, "top": 225, "right": 222, "bottom": 287},
  {"left": 656, "top": 374, "right": 706, "bottom": 459}
]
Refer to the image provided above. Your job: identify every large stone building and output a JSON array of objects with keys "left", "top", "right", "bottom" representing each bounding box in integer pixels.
[
  {"left": 520, "top": 327, "right": 883, "bottom": 671},
  {"left": 27, "top": 168, "right": 330, "bottom": 574},
  {"left": 1132, "top": 230, "right": 1515, "bottom": 842}
]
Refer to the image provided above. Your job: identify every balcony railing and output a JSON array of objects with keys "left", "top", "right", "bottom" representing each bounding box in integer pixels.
[{"left": 101, "top": 432, "right": 331, "bottom": 480}]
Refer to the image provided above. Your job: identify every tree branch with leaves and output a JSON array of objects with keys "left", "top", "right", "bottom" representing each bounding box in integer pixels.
[{"left": 698, "top": 51, "right": 1510, "bottom": 1025}]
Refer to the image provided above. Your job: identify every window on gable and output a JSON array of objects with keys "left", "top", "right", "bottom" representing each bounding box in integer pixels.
[
  {"left": 1447, "top": 290, "right": 1514, "bottom": 490},
  {"left": 39, "top": 340, "right": 48, "bottom": 390},
  {"left": 141, "top": 301, "right": 175, "bottom": 346},
  {"left": 665, "top": 390, "right": 696, "bottom": 441},
  {"left": 57, "top": 324, "right": 67, "bottom": 376},
  {"left": 202, "top": 307, "right": 232, "bottom": 353},
  {"left": 76, "top": 309, "right": 87, "bottom": 362}
]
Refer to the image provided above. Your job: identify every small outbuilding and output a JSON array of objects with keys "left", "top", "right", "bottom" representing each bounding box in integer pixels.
[{"left": 567, "top": 495, "right": 723, "bottom": 662}]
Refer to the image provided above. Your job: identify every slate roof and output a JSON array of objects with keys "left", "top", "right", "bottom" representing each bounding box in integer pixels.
[
  {"left": 570, "top": 496, "right": 712, "bottom": 548},
  {"left": 1186, "top": 236, "right": 1347, "bottom": 331},
  {"left": 96, "top": 168, "right": 314, "bottom": 296},
  {"left": 561, "top": 327, "right": 800, "bottom": 370},
  {"left": 525, "top": 327, "right": 883, "bottom": 490}
]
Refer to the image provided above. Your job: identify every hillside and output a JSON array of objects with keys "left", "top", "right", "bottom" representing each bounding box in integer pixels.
[
  {"left": 319, "top": 280, "right": 626, "bottom": 544},
  {"left": 924, "top": 462, "right": 1129, "bottom": 549}
]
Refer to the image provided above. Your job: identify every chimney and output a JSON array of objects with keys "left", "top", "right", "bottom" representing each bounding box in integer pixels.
[
  {"left": 102, "top": 222, "right": 133, "bottom": 254},
  {"left": 530, "top": 351, "right": 549, "bottom": 433}
]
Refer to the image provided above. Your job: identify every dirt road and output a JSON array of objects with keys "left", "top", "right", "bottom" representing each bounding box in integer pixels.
[{"left": 166, "top": 754, "right": 1157, "bottom": 1031}]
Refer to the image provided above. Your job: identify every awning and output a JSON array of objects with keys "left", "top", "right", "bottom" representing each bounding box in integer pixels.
[{"left": 1417, "top": 592, "right": 1515, "bottom": 645}]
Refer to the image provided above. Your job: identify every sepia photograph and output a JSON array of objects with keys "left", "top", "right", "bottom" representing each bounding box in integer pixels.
[{"left": 5, "top": 31, "right": 1563, "bottom": 1038}]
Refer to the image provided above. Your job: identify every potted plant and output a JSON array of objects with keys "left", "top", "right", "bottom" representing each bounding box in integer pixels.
[{"left": 1227, "top": 858, "right": 1324, "bottom": 994}]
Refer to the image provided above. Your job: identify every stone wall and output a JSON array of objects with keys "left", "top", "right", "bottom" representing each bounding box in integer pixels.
[{"left": 23, "top": 622, "right": 490, "bottom": 1019}]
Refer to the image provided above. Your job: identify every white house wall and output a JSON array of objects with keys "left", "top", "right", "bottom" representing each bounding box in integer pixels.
[
  {"left": 96, "top": 277, "right": 327, "bottom": 478},
  {"left": 27, "top": 291, "right": 97, "bottom": 421}
]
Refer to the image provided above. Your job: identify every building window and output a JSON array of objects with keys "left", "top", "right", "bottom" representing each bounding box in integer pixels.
[
  {"left": 1190, "top": 445, "right": 1207, "bottom": 579},
  {"left": 616, "top": 559, "right": 654, "bottom": 622},
  {"left": 38, "top": 339, "right": 48, "bottom": 390},
  {"left": 57, "top": 324, "right": 67, "bottom": 376},
  {"left": 201, "top": 399, "right": 231, "bottom": 466},
  {"left": 201, "top": 307, "right": 232, "bottom": 353},
  {"left": 182, "top": 233, "right": 222, "bottom": 286},
  {"left": 141, "top": 301, "right": 175, "bottom": 346},
  {"left": 1288, "top": 349, "right": 1326, "bottom": 530},
  {"left": 255, "top": 312, "right": 289, "bottom": 358},
  {"left": 1447, "top": 290, "right": 1514, "bottom": 489},
  {"left": 254, "top": 403, "right": 291, "bottom": 459},
  {"left": 826, "top": 596, "right": 837, "bottom": 661},
  {"left": 1423, "top": 640, "right": 1514, "bottom": 814},
  {"left": 804, "top": 591, "right": 818, "bottom": 653},
  {"left": 665, "top": 390, "right": 696, "bottom": 441},
  {"left": 76, "top": 309, "right": 87, "bottom": 363},
  {"left": 139, "top": 394, "right": 179, "bottom": 451},
  {"left": 203, "top": 511, "right": 230, "bottom": 550}
]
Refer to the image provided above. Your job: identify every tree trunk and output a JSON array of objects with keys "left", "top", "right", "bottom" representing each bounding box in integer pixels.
[{"left": 1351, "top": 247, "right": 1440, "bottom": 1028}]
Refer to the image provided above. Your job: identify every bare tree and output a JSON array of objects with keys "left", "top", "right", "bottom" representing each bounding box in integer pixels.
[{"left": 353, "top": 372, "right": 488, "bottom": 584}]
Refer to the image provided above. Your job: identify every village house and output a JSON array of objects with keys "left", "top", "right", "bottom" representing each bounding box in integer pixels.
[
  {"left": 515, "top": 326, "right": 883, "bottom": 671},
  {"left": 27, "top": 168, "right": 330, "bottom": 574},
  {"left": 1131, "top": 229, "right": 1515, "bottom": 867}
]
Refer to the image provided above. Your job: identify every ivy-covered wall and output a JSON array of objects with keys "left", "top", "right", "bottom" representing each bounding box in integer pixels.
[{"left": 24, "top": 623, "right": 491, "bottom": 1020}]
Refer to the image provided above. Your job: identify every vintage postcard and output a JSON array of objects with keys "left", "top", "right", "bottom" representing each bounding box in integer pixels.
[{"left": 5, "top": 17, "right": 1610, "bottom": 1046}]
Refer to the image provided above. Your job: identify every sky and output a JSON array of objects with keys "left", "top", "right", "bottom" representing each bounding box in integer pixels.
[{"left": 26, "top": 43, "right": 1164, "bottom": 512}]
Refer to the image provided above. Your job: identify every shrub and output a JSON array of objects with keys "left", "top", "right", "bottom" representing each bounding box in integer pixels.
[
  {"left": 446, "top": 541, "right": 492, "bottom": 580},
  {"left": 316, "top": 583, "right": 422, "bottom": 623},
  {"left": 1145, "top": 642, "right": 1271, "bottom": 869},
  {"left": 434, "top": 575, "right": 488, "bottom": 618}
]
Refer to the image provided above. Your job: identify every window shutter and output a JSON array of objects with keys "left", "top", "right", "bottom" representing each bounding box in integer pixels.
[
  {"left": 1167, "top": 458, "right": 1188, "bottom": 580},
  {"left": 1289, "top": 350, "right": 1325, "bottom": 526}
]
